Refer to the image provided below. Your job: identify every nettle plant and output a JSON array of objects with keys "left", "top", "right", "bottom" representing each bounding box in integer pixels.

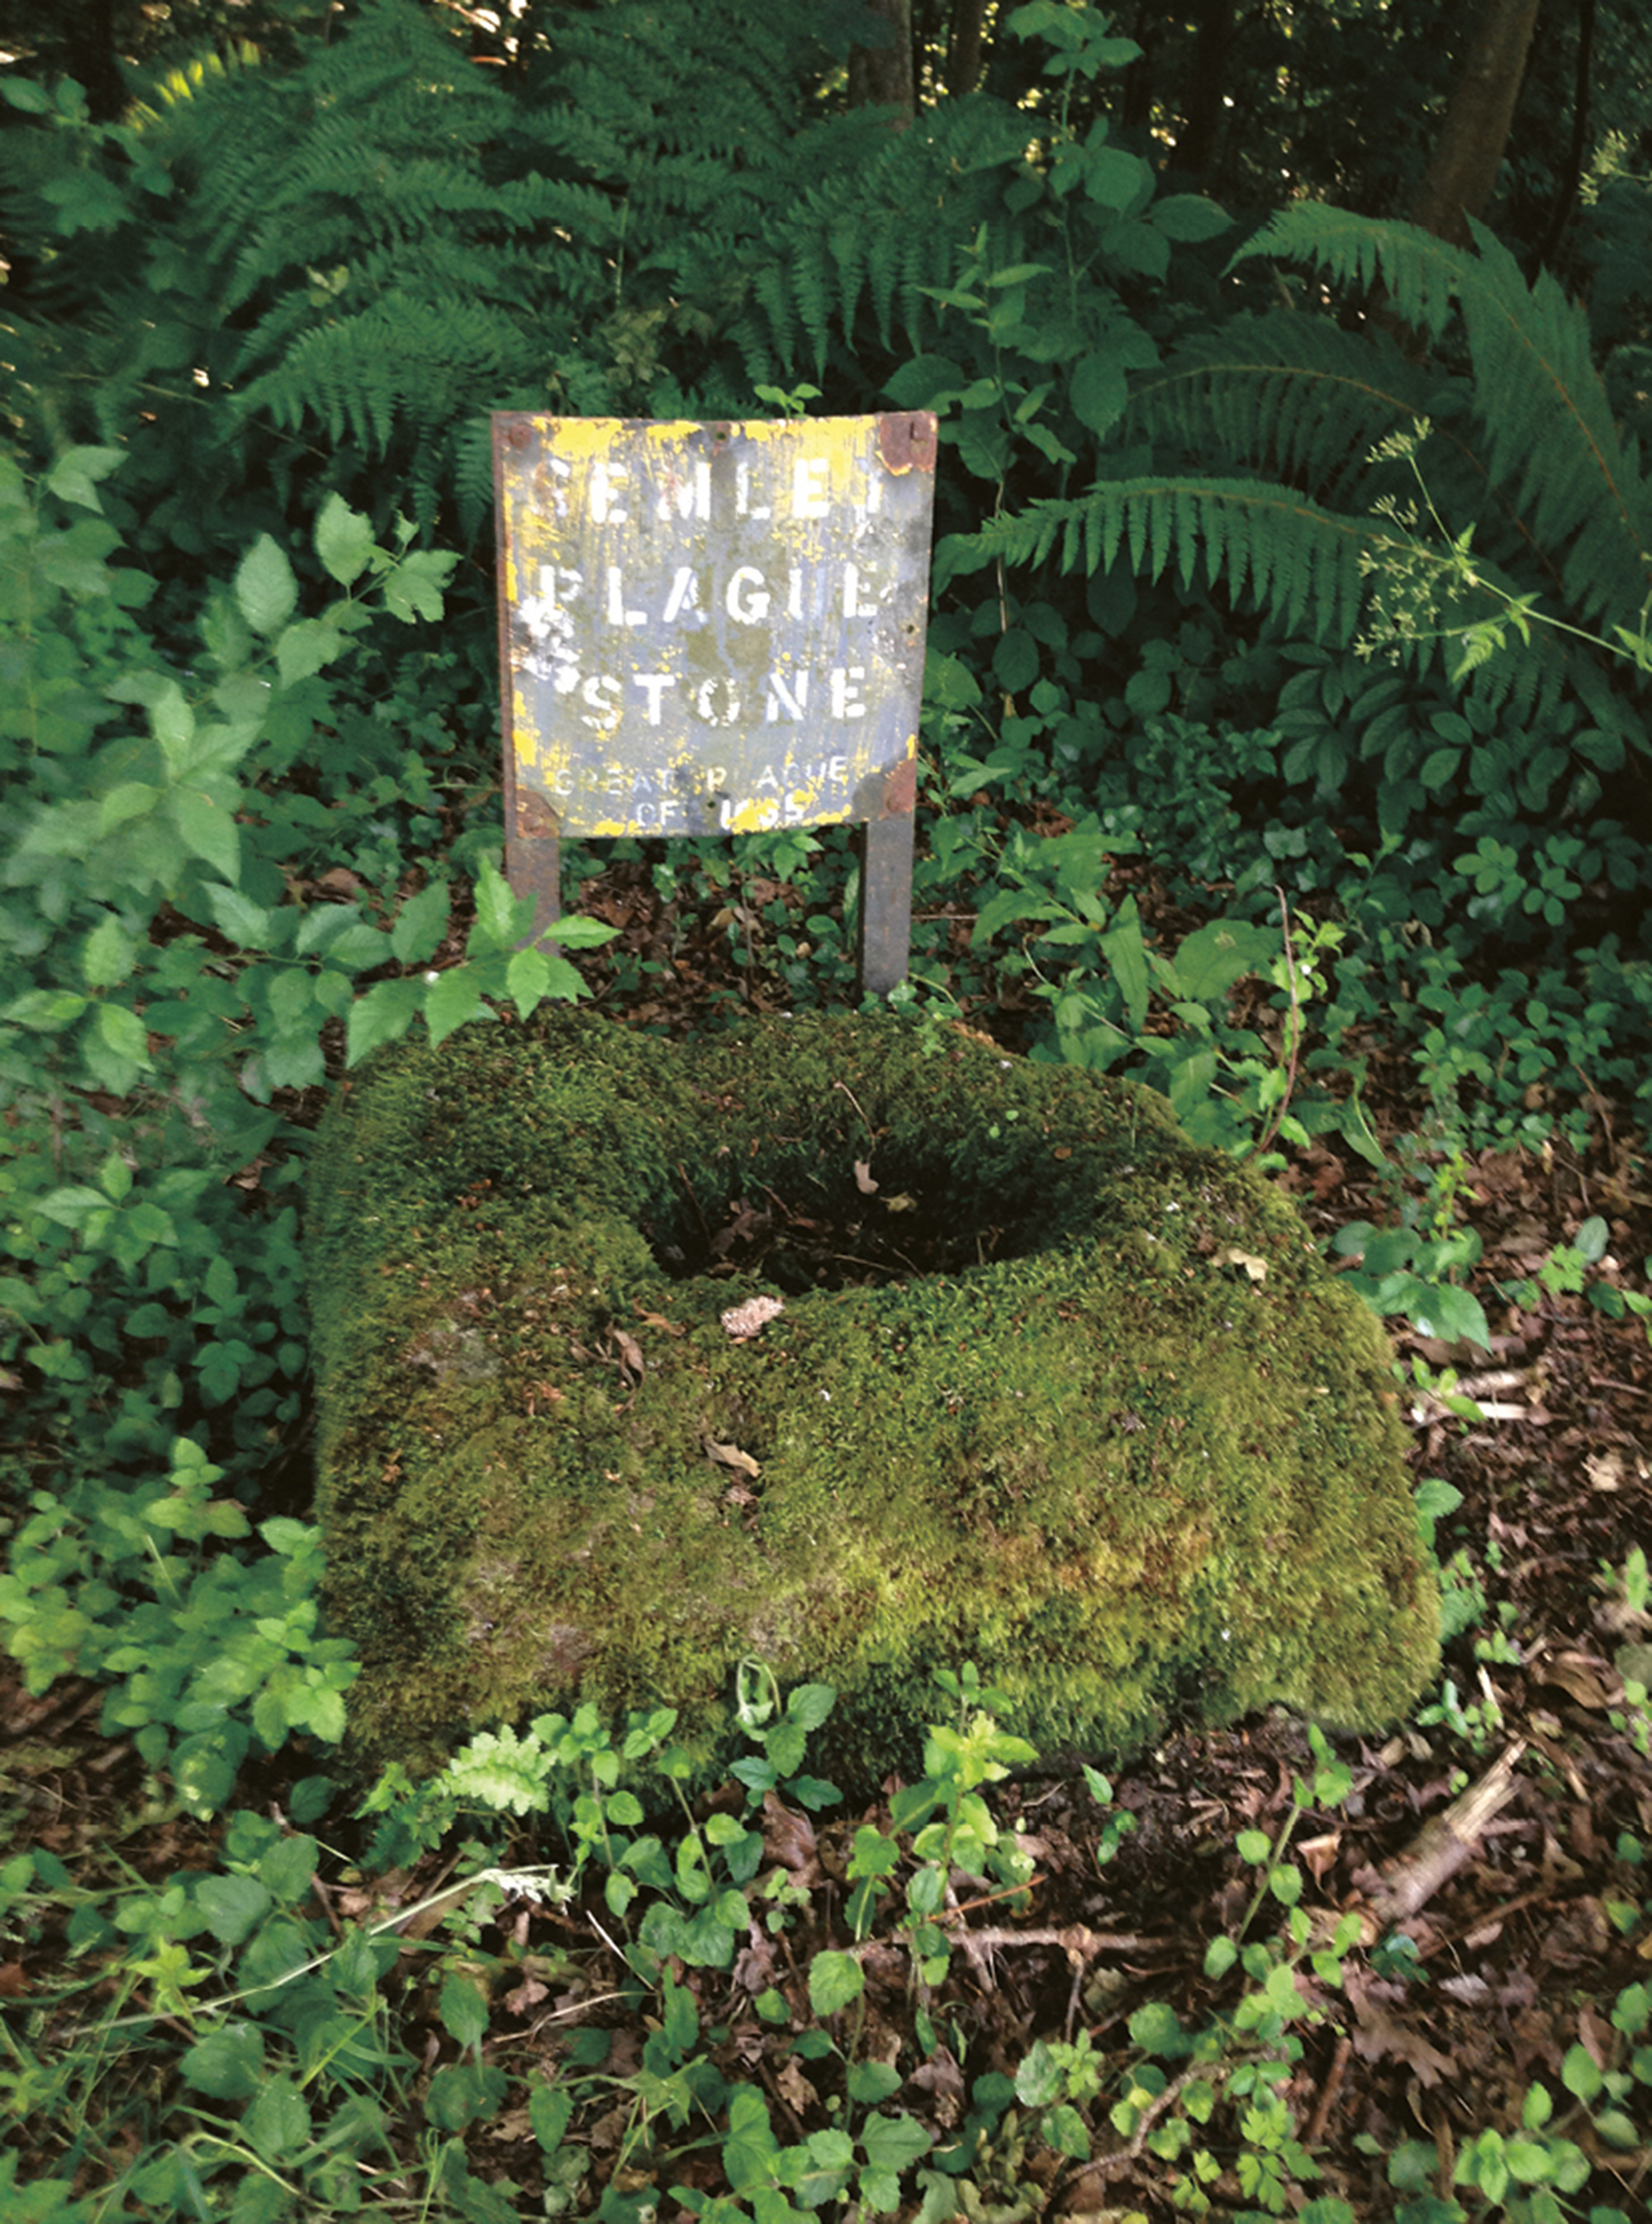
[{"left": 0, "top": 448, "right": 610, "bottom": 1803}]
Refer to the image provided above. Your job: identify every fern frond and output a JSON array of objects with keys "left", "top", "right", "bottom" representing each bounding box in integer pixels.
[{"left": 964, "top": 478, "right": 1377, "bottom": 645}]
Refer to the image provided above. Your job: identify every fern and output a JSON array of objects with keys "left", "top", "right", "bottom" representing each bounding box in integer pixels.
[{"left": 969, "top": 203, "right": 1652, "bottom": 717}]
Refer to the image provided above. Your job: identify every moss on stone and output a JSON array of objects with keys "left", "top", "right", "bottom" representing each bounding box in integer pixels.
[{"left": 307, "top": 1009, "right": 1438, "bottom": 1780}]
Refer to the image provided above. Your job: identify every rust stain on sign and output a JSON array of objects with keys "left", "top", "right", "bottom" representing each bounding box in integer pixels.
[{"left": 493, "top": 414, "right": 936, "bottom": 841}]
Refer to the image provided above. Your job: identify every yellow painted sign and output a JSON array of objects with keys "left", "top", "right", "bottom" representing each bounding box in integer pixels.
[{"left": 492, "top": 414, "right": 937, "bottom": 840}]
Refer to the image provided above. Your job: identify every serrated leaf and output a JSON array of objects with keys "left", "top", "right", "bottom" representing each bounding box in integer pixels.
[
  {"left": 345, "top": 977, "right": 425, "bottom": 1065},
  {"left": 46, "top": 444, "right": 126, "bottom": 511},
  {"left": 807, "top": 1948, "right": 865, "bottom": 2017},
  {"left": 82, "top": 914, "right": 138, "bottom": 988},
  {"left": 97, "top": 781, "right": 160, "bottom": 835},
  {"left": 276, "top": 618, "right": 344, "bottom": 688},
  {"left": 92, "top": 999, "right": 153, "bottom": 1077},
  {"left": 196, "top": 1872, "right": 272, "bottom": 1946},
  {"left": 381, "top": 549, "right": 454, "bottom": 624},
  {"left": 245, "top": 2075, "right": 311, "bottom": 2162},
  {"left": 203, "top": 883, "right": 273, "bottom": 947},
  {"left": 181, "top": 2022, "right": 266, "bottom": 2100},
  {"left": 423, "top": 967, "right": 491, "bottom": 1048},
  {"left": 506, "top": 944, "right": 552, "bottom": 1018},
  {"left": 235, "top": 535, "right": 298, "bottom": 637},
  {"left": 391, "top": 878, "right": 450, "bottom": 965},
  {"left": 439, "top": 1970, "right": 490, "bottom": 2050},
  {"left": 168, "top": 786, "right": 240, "bottom": 880},
  {"left": 471, "top": 857, "right": 525, "bottom": 951},
  {"left": 315, "top": 492, "right": 376, "bottom": 587},
  {"left": 859, "top": 2110, "right": 930, "bottom": 2171}
]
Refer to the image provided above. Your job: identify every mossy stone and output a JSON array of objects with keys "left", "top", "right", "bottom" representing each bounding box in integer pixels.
[{"left": 307, "top": 1009, "right": 1438, "bottom": 1779}]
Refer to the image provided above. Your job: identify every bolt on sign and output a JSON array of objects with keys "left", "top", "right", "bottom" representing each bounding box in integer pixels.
[{"left": 492, "top": 413, "right": 937, "bottom": 994}]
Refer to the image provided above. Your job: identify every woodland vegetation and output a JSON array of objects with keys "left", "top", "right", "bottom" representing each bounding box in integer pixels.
[{"left": 1, "top": 3, "right": 1650, "bottom": 2220}]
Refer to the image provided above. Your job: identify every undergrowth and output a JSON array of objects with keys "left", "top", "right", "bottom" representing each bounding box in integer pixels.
[{"left": 3, "top": 1661, "right": 1645, "bottom": 2223}]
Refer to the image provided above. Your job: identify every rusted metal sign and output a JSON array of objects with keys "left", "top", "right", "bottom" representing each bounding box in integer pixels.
[{"left": 492, "top": 413, "right": 937, "bottom": 992}]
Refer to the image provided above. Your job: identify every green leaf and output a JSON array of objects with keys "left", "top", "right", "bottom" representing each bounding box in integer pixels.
[
  {"left": 181, "top": 2022, "right": 266, "bottom": 2100},
  {"left": 1409, "top": 1283, "right": 1491, "bottom": 1351},
  {"left": 235, "top": 535, "right": 298, "bottom": 637},
  {"left": 98, "top": 782, "right": 160, "bottom": 834},
  {"left": 1071, "top": 350, "right": 1128, "bottom": 435},
  {"left": 392, "top": 879, "right": 451, "bottom": 965},
  {"left": 5, "top": 988, "right": 88, "bottom": 1032},
  {"left": 90, "top": 1000, "right": 153, "bottom": 1082},
  {"left": 245, "top": 2074, "right": 311, "bottom": 2162},
  {"left": 439, "top": 1970, "right": 491, "bottom": 2050},
  {"left": 785, "top": 1681, "right": 836, "bottom": 1731},
  {"left": 381, "top": 549, "right": 455, "bottom": 624},
  {"left": 275, "top": 619, "right": 344, "bottom": 688},
  {"left": 45, "top": 445, "right": 127, "bottom": 511},
  {"left": 203, "top": 883, "right": 273, "bottom": 948},
  {"left": 168, "top": 786, "right": 240, "bottom": 881},
  {"left": 346, "top": 977, "right": 425, "bottom": 1066},
  {"left": 1151, "top": 194, "right": 1232, "bottom": 243},
  {"left": 471, "top": 856, "right": 526, "bottom": 951},
  {"left": 424, "top": 967, "right": 491, "bottom": 1049},
  {"left": 315, "top": 493, "right": 376, "bottom": 587},
  {"left": 195, "top": 1872, "right": 273, "bottom": 1947},
  {"left": 860, "top": 2111, "right": 930, "bottom": 2171},
  {"left": 1, "top": 78, "right": 54, "bottom": 113},
  {"left": 808, "top": 1947, "right": 866, "bottom": 2017},
  {"left": 506, "top": 945, "right": 552, "bottom": 1019},
  {"left": 1128, "top": 2001, "right": 1185, "bottom": 2057},
  {"left": 82, "top": 915, "right": 138, "bottom": 989}
]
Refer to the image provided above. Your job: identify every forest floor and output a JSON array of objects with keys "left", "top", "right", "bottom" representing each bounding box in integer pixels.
[{"left": 3, "top": 861, "right": 1651, "bottom": 2222}]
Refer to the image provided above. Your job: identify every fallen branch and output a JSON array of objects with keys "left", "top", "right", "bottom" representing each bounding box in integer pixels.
[{"left": 1351, "top": 1739, "right": 1527, "bottom": 1941}]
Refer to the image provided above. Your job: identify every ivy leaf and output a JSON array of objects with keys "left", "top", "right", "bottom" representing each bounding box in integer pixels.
[
  {"left": 235, "top": 535, "right": 298, "bottom": 637},
  {"left": 315, "top": 492, "right": 376, "bottom": 587}
]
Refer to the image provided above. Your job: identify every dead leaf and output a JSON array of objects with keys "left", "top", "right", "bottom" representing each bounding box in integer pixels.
[
  {"left": 761, "top": 1789, "right": 819, "bottom": 1873},
  {"left": 705, "top": 1438, "right": 762, "bottom": 1479},
  {"left": 1215, "top": 1246, "right": 1268, "bottom": 1281},
  {"left": 881, "top": 1193, "right": 917, "bottom": 1214},
  {"left": 610, "top": 1329, "right": 645, "bottom": 1378},
  {"left": 775, "top": 2055, "right": 818, "bottom": 2113},
  {"left": 854, "top": 1159, "right": 879, "bottom": 1195},
  {"left": 1532, "top": 1648, "right": 1616, "bottom": 1710},
  {"left": 1346, "top": 1970, "right": 1455, "bottom": 2085},
  {"left": 721, "top": 1295, "right": 785, "bottom": 1339}
]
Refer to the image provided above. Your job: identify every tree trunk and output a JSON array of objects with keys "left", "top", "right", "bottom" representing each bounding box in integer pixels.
[
  {"left": 945, "top": 0, "right": 990, "bottom": 97},
  {"left": 849, "top": 0, "right": 916, "bottom": 122},
  {"left": 1406, "top": 0, "right": 1543, "bottom": 245}
]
